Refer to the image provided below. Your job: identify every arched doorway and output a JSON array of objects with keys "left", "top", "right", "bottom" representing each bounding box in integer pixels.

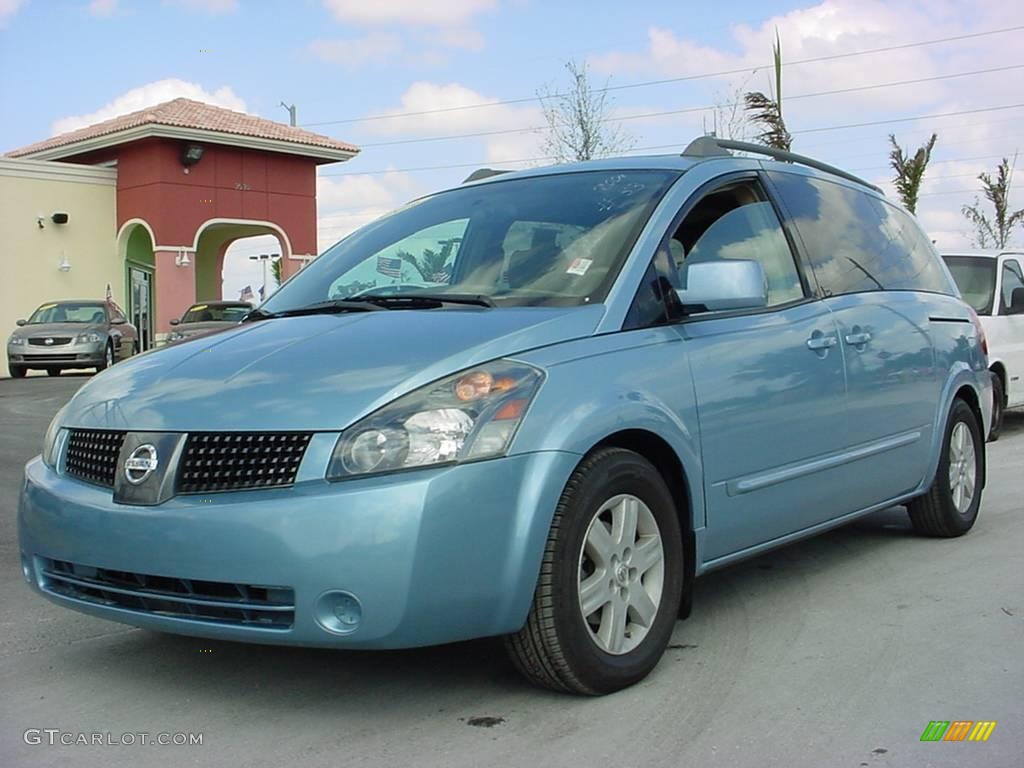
[
  {"left": 192, "top": 219, "right": 292, "bottom": 304},
  {"left": 118, "top": 219, "right": 156, "bottom": 350}
]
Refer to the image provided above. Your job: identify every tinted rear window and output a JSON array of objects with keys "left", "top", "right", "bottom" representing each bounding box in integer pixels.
[{"left": 767, "top": 171, "right": 954, "bottom": 297}]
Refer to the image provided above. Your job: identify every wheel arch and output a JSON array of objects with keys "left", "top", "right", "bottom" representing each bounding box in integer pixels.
[{"left": 589, "top": 428, "right": 698, "bottom": 617}]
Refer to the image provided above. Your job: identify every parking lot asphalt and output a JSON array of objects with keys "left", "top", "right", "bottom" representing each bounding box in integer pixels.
[{"left": 1, "top": 375, "right": 1021, "bottom": 768}]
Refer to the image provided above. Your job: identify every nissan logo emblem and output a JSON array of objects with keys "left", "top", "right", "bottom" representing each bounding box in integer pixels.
[
  {"left": 44, "top": 338, "right": 54, "bottom": 345},
  {"left": 124, "top": 444, "right": 159, "bottom": 485}
]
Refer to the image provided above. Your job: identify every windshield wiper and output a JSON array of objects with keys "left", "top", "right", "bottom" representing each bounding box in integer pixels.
[
  {"left": 243, "top": 299, "right": 387, "bottom": 322},
  {"left": 356, "top": 291, "right": 496, "bottom": 308}
]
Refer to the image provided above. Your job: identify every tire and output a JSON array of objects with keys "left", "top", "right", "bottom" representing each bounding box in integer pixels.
[
  {"left": 9, "top": 365, "right": 26, "bottom": 378},
  {"left": 46, "top": 367, "right": 61, "bottom": 377},
  {"left": 504, "top": 448, "right": 684, "bottom": 695},
  {"left": 988, "top": 372, "right": 1004, "bottom": 441},
  {"left": 96, "top": 341, "right": 114, "bottom": 372},
  {"left": 907, "top": 399, "right": 983, "bottom": 537}
]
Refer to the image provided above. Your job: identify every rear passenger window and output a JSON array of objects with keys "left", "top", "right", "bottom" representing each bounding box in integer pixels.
[{"left": 767, "top": 171, "right": 954, "bottom": 297}]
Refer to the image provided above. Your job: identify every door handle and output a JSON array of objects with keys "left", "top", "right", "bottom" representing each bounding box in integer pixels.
[
  {"left": 806, "top": 334, "right": 837, "bottom": 350},
  {"left": 845, "top": 331, "right": 872, "bottom": 346}
]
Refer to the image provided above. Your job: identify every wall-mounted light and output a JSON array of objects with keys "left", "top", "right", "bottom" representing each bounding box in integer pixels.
[
  {"left": 175, "top": 249, "right": 192, "bottom": 267},
  {"left": 58, "top": 252, "right": 71, "bottom": 272},
  {"left": 51, "top": 212, "right": 69, "bottom": 225},
  {"left": 180, "top": 143, "right": 204, "bottom": 171}
]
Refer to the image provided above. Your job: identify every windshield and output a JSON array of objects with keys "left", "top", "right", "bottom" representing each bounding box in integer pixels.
[
  {"left": 28, "top": 302, "right": 106, "bottom": 324},
  {"left": 261, "top": 170, "right": 678, "bottom": 312},
  {"left": 181, "top": 304, "right": 251, "bottom": 323},
  {"left": 942, "top": 256, "right": 996, "bottom": 314}
]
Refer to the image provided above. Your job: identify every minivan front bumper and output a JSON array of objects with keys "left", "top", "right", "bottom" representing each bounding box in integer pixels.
[{"left": 18, "top": 451, "right": 578, "bottom": 648}]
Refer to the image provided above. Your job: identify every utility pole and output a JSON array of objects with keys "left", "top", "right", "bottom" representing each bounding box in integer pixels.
[{"left": 280, "top": 101, "right": 297, "bottom": 127}]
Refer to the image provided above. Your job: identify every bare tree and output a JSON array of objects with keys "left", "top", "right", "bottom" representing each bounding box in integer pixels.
[
  {"left": 538, "top": 60, "right": 634, "bottom": 163},
  {"left": 962, "top": 156, "right": 1024, "bottom": 249},
  {"left": 889, "top": 133, "right": 937, "bottom": 214},
  {"left": 744, "top": 31, "right": 791, "bottom": 151},
  {"left": 706, "top": 74, "right": 756, "bottom": 141}
]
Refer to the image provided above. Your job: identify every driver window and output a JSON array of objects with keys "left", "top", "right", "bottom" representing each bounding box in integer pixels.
[
  {"left": 671, "top": 181, "right": 804, "bottom": 307},
  {"left": 1001, "top": 260, "right": 1024, "bottom": 314}
]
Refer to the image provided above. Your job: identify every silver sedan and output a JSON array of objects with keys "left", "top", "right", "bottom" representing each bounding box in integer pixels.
[{"left": 6, "top": 300, "right": 137, "bottom": 378}]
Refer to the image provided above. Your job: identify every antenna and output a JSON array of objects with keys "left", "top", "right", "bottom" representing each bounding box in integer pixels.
[{"left": 279, "top": 101, "right": 297, "bottom": 127}]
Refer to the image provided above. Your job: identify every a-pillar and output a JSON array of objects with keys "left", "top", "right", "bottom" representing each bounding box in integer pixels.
[{"left": 154, "top": 249, "right": 196, "bottom": 337}]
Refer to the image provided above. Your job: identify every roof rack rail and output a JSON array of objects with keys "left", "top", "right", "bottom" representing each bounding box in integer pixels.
[
  {"left": 463, "top": 168, "right": 511, "bottom": 184},
  {"left": 681, "top": 136, "right": 882, "bottom": 194}
]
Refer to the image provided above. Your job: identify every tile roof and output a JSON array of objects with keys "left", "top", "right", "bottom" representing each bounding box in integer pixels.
[{"left": 6, "top": 98, "right": 359, "bottom": 159}]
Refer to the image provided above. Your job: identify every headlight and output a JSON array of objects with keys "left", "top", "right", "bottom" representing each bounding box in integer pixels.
[
  {"left": 167, "top": 331, "right": 185, "bottom": 342},
  {"left": 76, "top": 332, "right": 102, "bottom": 343},
  {"left": 8, "top": 335, "right": 24, "bottom": 345},
  {"left": 42, "top": 405, "right": 66, "bottom": 468},
  {"left": 327, "top": 360, "right": 543, "bottom": 479}
]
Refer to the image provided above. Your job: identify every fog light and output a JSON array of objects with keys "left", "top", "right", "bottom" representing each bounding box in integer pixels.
[
  {"left": 21, "top": 554, "right": 33, "bottom": 585},
  {"left": 314, "top": 590, "right": 363, "bottom": 635}
]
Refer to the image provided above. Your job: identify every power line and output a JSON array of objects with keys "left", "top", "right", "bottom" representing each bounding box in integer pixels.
[
  {"left": 318, "top": 107, "right": 1024, "bottom": 179},
  {"left": 352, "top": 67, "right": 1024, "bottom": 149},
  {"left": 301, "top": 25, "right": 1024, "bottom": 128}
]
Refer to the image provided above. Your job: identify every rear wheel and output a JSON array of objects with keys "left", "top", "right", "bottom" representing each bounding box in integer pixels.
[
  {"left": 907, "top": 399, "right": 983, "bottom": 537},
  {"left": 504, "top": 448, "right": 684, "bottom": 694},
  {"left": 988, "top": 372, "right": 1004, "bottom": 441},
  {"left": 9, "top": 365, "right": 26, "bottom": 378}
]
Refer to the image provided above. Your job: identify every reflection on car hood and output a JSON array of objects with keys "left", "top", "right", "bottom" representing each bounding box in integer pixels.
[
  {"left": 63, "top": 305, "right": 605, "bottom": 432},
  {"left": 12, "top": 322, "right": 105, "bottom": 338}
]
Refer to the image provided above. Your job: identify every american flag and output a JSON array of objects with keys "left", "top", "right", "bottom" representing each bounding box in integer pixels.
[
  {"left": 430, "top": 269, "right": 451, "bottom": 283},
  {"left": 376, "top": 255, "right": 403, "bottom": 278},
  {"left": 239, "top": 285, "right": 254, "bottom": 302}
]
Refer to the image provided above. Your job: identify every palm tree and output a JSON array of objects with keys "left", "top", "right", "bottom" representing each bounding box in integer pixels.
[
  {"left": 744, "top": 31, "right": 791, "bottom": 151},
  {"left": 889, "top": 133, "right": 937, "bottom": 214},
  {"left": 397, "top": 248, "right": 452, "bottom": 282},
  {"left": 271, "top": 256, "right": 283, "bottom": 287},
  {"left": 962, "top": 156, "right": 1024, "bottom": 249}
]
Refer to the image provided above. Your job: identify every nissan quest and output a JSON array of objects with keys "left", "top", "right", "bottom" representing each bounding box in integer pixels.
[{"left": 18, "top": 137, "right": 993, "bottom": 695}]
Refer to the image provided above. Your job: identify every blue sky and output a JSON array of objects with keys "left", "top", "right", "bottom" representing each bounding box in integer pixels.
[{"left": 2, "top": 0, "right": 1022, "bottom": 296}]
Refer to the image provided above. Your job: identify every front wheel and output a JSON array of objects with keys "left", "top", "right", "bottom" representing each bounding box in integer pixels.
[
  {"left": 10, "top": 364, "right": 26, "bottom": 378},
  {"left": 504, "top": 448, "right": 684, "bottom": 694},
  {"left": 907, "top": 399, "right": 983, "bottom": 537},
  {"left": 96, "top": 341, "right": 114, "bottom": 372},
  {"left": 46, "top": 367, "right": 61, "bottom": 377}
]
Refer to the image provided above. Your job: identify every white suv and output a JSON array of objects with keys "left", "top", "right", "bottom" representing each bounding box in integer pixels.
[{"left": 943, "top": 250, "right": 1024, "bottom": 439}]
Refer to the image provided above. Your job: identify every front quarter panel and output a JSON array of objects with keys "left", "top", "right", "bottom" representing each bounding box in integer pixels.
[{"left": 513, "top": 326, "right": 704, "bottom": 527}]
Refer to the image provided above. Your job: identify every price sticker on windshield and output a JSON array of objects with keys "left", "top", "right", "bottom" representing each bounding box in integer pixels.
[{"left": 566, "top": 258, "right": 592, "bottom": 276}]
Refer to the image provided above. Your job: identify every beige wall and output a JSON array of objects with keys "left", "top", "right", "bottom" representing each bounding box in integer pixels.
[{"left": 0, "top": 158, "right": 119, "bottom": 343}]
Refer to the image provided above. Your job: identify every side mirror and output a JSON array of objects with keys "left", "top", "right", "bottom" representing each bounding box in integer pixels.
[
  {"left": 111, "top": 315, "right": 126, "bottom": 324},
  {"left": 169, "top": 318, "right": 180, "bottom": 326},
  {"left": 676, "top": 259, "right": 768, "bottom": 313},
  {"left": 16, "top": 319, "right": 27, "bottom": 326},
  {"left": 1008, "top": 287, "right": 1024, "bottom": 315}
]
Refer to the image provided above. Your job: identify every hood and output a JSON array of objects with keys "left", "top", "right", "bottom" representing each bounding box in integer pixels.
[
  {"left": 63, "top": 305, "right": 605, "bottom": 432},
  {"left": 13, "top": 322, "right": 105, "bottom": 338}
]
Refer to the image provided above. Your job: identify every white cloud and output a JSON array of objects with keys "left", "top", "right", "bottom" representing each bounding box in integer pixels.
[
  {"left": 0, "top": 0, "right": 25, "bottom": 27},
  {"left": 51, "top": 79, "right": 247, "bottom": 135},
  {"left": 321, "top": 0, "right": 495, "bottom": 27},
  {"left": 366, "top": 81, "right": 540, "bottom": 136},
  {"left": 316, "top": 169, "right": 423, "bottom": 250},
  {"left": 88, "top": 0, "right": 118, "bottom": 16},
  {"left": 163, "top": 0, "right": 238, "bottom": 12}
]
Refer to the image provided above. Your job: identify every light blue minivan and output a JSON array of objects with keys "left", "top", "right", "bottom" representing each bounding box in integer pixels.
[{"left": 19, "top": 138, "right": 992, "bottom": 694}]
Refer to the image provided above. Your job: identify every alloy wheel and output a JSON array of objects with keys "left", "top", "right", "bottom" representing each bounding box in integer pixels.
[
  {"left": 948, "top": 421, "right": 977, "bottom": 514},
  {"left": 577, "top": 494, "right": 665, "bottom": 655}
]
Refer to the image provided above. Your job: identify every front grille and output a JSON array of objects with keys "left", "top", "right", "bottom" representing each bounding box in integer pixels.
[
  {"left": 39, "top": 559, "right": 294, "bottom": 629},
  {"left": 65, "top": 429, "right": 126, "bottom": 487},
  {"left": 177, "top": 432, "right": 312, "bottom": 493},
  {"left": 28, "top": 337, "right": 72, "bottom": 346}
]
